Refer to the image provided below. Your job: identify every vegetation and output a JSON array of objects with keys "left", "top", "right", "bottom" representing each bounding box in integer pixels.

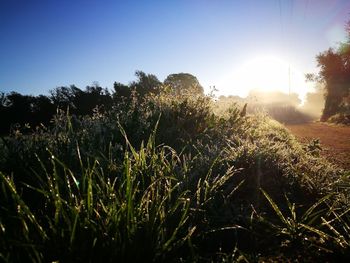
[
  {"left": 307, "top": 22, "right": 350, "bottom": 124},
  {"left": 0, "top": 84, "right": 349, "bottom": 262},
  {"left": 0, "top": 72, "right": 202, "bottom": 136},
  {"left": 164, "top": 73, "right": 204, "bottom": 95},
  {"left": 0, "top": 23, "right": 349, "bottom": 258}
]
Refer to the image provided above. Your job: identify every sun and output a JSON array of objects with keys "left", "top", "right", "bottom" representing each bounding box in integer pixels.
[
  {"left": 237, "top": 56, "right": 290, "bottom": 93},
  {"left": 219, "top": 55, "right": 312, "bottom": 102}
]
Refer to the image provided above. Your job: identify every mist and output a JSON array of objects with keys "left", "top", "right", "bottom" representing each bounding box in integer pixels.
[
  {"left": 215, "top": 88, "right": 325, "bottom": 124},
  {"left": 299, "top": 88, "right": 325, "bottom": 119}
]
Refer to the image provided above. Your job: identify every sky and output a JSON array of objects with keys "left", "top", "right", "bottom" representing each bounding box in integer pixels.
[{"left": 1, "top": 0, "right": 349, "bottom": 99}]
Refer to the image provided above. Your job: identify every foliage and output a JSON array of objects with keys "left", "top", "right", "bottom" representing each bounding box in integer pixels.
[
  {"left": 0, "top": 84, "right": 349, "bottom": 261},
  {"left": 129, "top": 70, "right": 162, "bottom": 96},
  {"left": 0, "top": 71, "right": 173, "bottom": 136},
  {"left": 163, "top": 73, "right": 204, "bottom": 96},
  {"left": 2, "top": 30, "right": 350, "bottom": 257},
  {"left": 0, "top": 92, "right": 56, "bottom": 135},
  {"left": 0, "top": 129, "right": 236, "bottom": 262},
  {"left": 50, "top": 84, "right": 113, "bottom": 115},
  {"left": 308, "top": 21, "right": 350, "bottom": 123}
]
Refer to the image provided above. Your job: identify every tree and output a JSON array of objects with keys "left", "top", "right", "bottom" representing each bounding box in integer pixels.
[
  {"left": 31, "top": 95, "right": 56, "bottom": 126},
  {"left": 5, "top": 92, "right": 34, "bottom": 124},
  {"left": 0, "top": 92, "right": 7, "bottom": 107},
  {"left": 130, "top": 70, "right": 162, "bottom": 96},
  {"left": 308, "top": 22, "right": 350, "bottom": 121},
  {"left": 113, "top": 82, "right": 131, "bottom": 99},
  {"left": 50, "top": 84, "right": 113, "bottom": 115},
  {"left": 75, "top": 84, "right": 112, "bottom": 115},
  {"left": 163, "top": 73, "right": 204, "bottom": 95},
  {"left": 50, "top": 85, "right": 80, "bottom": 111}
]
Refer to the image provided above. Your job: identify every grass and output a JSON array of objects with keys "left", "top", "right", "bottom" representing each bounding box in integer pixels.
[
  {"left": 0, "top": 91, "right": 349, "bottom": 262},
  {"left": 0, "top": 132, "right": 196, "bottom": 262}
]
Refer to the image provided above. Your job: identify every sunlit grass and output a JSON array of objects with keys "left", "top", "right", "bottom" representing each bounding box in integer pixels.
[{"left": 0, "top": 91, "right": 349, "bottom": 261}]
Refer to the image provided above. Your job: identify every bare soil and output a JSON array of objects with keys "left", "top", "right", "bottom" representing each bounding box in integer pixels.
[{"left": 285, "top": 122, "right": 350, "bottom": 170}]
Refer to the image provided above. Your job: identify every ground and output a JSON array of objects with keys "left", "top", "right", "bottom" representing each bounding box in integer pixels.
[{"left": 286, "top": 122, "right": 350, "bottom": 170}]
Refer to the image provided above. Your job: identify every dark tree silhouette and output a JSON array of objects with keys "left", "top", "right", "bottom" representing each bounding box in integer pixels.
[
  {"left": 0, "top": 92, "right": 57, "bottom": 134},
  {"left": 130, "top": 70, "right": 162, "bottom": 96},
  {"left": 50, "top": 84, "right": 112, "bottom": 115},
  {"left": 30, "top": 95, "right": 56, "bottom": 127},
  {"left": 113, "top": 82, "right": 131, "bottom": 99},
  {"left": 112, "top": 71, "right": 162, "bottom": 101},
  {"left": 50, "top": 85, "right": 79, "bottom": 111},
  {"left": 5, "top": 92, "right": 34, "bottom": 127},
  {"left": 73, "top": 84, "right": 112, "bottom": 115}
]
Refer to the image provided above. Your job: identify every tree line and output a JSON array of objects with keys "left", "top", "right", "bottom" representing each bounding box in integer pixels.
[{"left": 0, "top": 72, "right": 203, "bottom": 135}]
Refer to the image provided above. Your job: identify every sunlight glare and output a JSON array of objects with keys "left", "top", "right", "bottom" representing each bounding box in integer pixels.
[{"left": 219, "top": 56, "right": 312, "bottom": 103}]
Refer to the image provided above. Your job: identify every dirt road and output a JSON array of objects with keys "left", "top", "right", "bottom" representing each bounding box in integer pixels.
[{"left": 285, "top": 122, "right": 350, "bottom": 170}]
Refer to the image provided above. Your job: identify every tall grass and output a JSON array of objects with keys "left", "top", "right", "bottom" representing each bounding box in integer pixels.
[
  {"left": 0, "top": 122, "right": 241, "bottom": 262},
  {"left": 0, "top": 91, "right": 349, "bottom": 261}
]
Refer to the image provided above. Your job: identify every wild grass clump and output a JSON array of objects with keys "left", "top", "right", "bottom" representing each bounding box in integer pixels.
[
  {"left": 0, "top": 126, "right": 241, "bottom": 262},
  {"left": 0, "top": 91, "right": 349, "bottom": 261}
]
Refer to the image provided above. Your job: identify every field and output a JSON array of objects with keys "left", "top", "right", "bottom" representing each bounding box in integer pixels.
[{"left": 286, "top": 122, "right": 350, "bottom": 170}]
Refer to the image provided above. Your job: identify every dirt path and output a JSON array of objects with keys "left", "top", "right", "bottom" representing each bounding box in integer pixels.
[{"left": 285, "top": 122, "right": 350, "bottom": 170}]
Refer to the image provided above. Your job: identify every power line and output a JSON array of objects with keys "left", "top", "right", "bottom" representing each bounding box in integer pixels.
[
  {"left": 278, "top": 0, "right": 283, "bottom": 36},
  {"left": 278, "top": 0, "right": 294, "bottom": 96},
  {"left": 289, "top": 0, "right": 293, "bottom": 96},
  {"left": 303, "top": 0, "right": 309, "bottom": 22}
]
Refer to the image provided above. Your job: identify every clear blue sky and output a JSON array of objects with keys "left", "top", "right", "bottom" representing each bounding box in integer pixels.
[{"left": 1, "top": 0, "right": 349, "bottom": 96}]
